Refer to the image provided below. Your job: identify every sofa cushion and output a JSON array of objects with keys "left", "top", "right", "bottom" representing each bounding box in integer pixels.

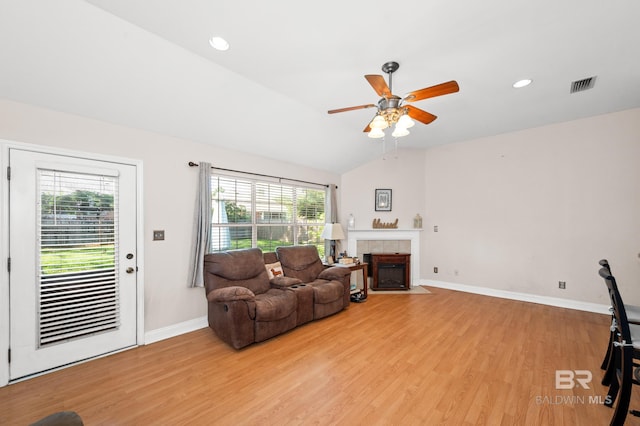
[
  {"left": 276, "top": 245, "right": 325, "bottom": 283},
  {"left": 207, "top": 286, "right": 255, "bottom": 303},
  {"left": 204, "top": 248, "right": 270, "bottom": 295},
  {"left": 308, "top": 279, "right": 344, "bottom": 304},
  {"left": 263, "top": 251, "right": 279, "bottom": 264},
  {"left": 254, "top": 288, "right": 297, "bottom": 321},
  {"left": 318, "top": 266, "right": 352, "bottom": 281},
  {"left": 270, "top": 276, "right": 303, "bottom": 289},
  {"left": 265, "top": 261, "right": 284, "bottom": 279}
]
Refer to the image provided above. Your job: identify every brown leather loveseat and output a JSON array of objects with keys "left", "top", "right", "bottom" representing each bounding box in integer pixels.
[{"left": 204, "top": 245, "right": 351, "bottom": 349}]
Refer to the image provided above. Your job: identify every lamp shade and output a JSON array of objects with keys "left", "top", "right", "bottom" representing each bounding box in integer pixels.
[
  {"left": 370, "top": 115, "right": 388, "bottom": 130},
  {"left": 392, "top": 125, "right": 410, "bottom": 138},
  {"left": 397, "top": 114, "right": 415, "bottom": 129},
  {"left": 321, "top": 223, "right": 345, "bottom": 240},
  {"left": 368, "top": 127, "right": 385, "bottom": 139}
]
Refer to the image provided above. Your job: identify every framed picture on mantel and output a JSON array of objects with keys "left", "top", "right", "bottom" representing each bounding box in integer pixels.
[{"left": 375, "top": 189, "right": 392, "bottom": 211}]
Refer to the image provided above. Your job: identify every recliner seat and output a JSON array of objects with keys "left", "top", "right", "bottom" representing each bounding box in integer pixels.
[{"left": 204, "top": 246, "right": 351, "bottom": 349}]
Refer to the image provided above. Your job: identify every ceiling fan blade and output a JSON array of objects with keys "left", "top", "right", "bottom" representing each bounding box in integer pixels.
[
  {"left": 405, "top": 105, "right": 437, "bottom": 125},
  {"left": 365, "top": 75, "right": 391, "bottom": 97},
  {"left": 328, "top": 104, "right": 376, "bottom": 114},
  {"left": 404, "top": 80, "right": 459, "bottom": 102}
]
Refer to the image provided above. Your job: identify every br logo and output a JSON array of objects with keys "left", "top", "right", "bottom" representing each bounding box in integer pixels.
[{"left": 555, "top": 370, "right": 592, "bottom": 389}]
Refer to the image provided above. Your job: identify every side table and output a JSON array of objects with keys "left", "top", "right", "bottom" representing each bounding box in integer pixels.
[{"left": 334, "top": 262, "right": 368, "bottom": 298}]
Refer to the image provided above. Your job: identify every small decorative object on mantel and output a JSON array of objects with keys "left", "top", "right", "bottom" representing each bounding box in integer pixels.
[
  {"left": 348, "top": 213, "right": 355, "bottom": 230},
  {"left": 372, "top": 218, "right": 399, "bottom": 229},
  {"left": 413, "top": 214, "right": 423, "bottom": 229}
]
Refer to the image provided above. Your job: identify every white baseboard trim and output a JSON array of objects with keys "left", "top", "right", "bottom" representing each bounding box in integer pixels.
[
  {"left": 421, "top": 279, "right": 610, "bottom": 315},
  {"left": 144, "top": 316, "right": 208, "bottom": 345},
  {"left": 143, "top": 280, "right": 609, "bottom": 344}
]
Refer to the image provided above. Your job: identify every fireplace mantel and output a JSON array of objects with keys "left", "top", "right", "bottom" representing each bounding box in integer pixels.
[{"left": 347, "top": 229, "right": 421, "bottom": 286}]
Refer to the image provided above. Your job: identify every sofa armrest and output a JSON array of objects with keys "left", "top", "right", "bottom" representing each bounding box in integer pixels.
[
  {"left": 318, "top": 266, "right": 352, "bottom": 281},
  {"left": 270, "top": 276, "right": 303, "bottom": 289},
  {"left": 207, "top": 286, "right": 255, "bottom": 303}
]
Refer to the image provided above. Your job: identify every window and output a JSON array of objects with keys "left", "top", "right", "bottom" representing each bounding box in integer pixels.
[{"left": 210, "top": 175, "right": 326, "bottom": 256}]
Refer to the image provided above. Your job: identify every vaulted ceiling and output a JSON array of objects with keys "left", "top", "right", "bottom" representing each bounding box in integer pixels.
[{"left": 1, "top": 1, "right": 639, "bottom": 173}]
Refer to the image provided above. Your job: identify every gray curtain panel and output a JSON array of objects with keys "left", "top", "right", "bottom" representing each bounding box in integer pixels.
[
  {"left": 188, "top": 162, "right": 212, "bottom": 287},
  {"left": 326, "top": 184, "right": 338, "bottom": 255},
  {"left": 329, "top": 184, "right": 338, "bottom": 222}
]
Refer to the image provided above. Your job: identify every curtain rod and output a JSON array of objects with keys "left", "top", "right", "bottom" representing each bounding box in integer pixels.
[{"left": 188, "top": 162, "right": 336, "bottom": 189}]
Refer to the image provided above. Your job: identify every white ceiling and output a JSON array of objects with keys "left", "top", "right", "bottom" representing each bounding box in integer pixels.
[{"left": 1, "top": 0, "right": 639, "bottom": 173}]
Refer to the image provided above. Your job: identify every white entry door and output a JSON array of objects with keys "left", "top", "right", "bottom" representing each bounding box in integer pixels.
[{"left": 9, "top": 149, "right": 138, "bottom": 380}]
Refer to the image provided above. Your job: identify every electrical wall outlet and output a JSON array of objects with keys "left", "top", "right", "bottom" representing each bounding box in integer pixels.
[
  {"left": 153, "top": 230, "right": 165, "bottom": 241},
  {"left": 434, "top": 267, "right": 438, "bottom": 273},
  {"left": 434, "top": 225, "right": 439, "bottom": 232},
  {"left": 558, "top": 281, "right": 566, "bottom": 289}
]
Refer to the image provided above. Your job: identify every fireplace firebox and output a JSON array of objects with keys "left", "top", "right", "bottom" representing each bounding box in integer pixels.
[{"left": 370, "top": 253, "right": 411, "bottom": 290}]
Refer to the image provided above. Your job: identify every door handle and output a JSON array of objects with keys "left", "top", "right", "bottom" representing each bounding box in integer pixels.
[{"left": 126, "top": 267, "right": 135, "bottom": 274}]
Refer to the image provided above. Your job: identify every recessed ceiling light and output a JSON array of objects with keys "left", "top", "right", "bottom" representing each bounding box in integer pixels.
[
  {"left": 209, "top": 36, "right": 230, "bottom": 51},
  {"left": 513, "top": 79, "right": 532, "bottom": 88}
]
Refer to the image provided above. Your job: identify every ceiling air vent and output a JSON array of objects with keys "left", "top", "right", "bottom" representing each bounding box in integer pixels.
[{"left": 570, "top": 76, "right": 596, "bottom": 94}]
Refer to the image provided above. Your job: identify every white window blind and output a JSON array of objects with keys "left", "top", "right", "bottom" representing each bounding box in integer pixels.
[
  {"left": 210, "top": 174, "right": 326, "bottom": 254},
  {"left": 38, "top": 170, "right": 119, "bottom": 346},
  {"left": 293, "top": 186, "right": 325, "bottom": 248}
]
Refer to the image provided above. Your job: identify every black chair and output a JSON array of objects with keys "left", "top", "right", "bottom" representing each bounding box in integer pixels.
[
  {"left": 600, "top": 259, "right": 640, "bottom": 372},
  {"left": 599, "top": 267, "right": 639, "bottom": 425}
]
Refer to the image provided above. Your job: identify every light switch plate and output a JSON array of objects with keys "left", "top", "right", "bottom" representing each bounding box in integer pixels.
[{"left": 153, "top": 230, "right": 165, "bottom": 241}]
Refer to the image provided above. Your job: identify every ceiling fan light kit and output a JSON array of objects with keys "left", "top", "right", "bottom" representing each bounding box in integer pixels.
[
  {"left": 328, "top": 61, "right": 459, "bottom": 141},
  {"left": 368, "top": 127, "right": 385, "bottom": 139},
  {"left": 370, "top": 115, "right": 388, "bottom": 130},
  {"left": 397, "top": 114, "right": 415, "bottom": 129},
  {"left": 391, "top": 126, "right": 410, "bottom": 138}
]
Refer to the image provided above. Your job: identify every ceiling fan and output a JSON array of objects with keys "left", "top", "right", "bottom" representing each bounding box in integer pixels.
[{"left": 328, "top": 61, "right": 459, "bottom": 138}]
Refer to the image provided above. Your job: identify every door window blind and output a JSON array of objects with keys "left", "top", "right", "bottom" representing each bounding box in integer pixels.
[{"left": 37, "top": 170, "right": 119, "bottom": 346}]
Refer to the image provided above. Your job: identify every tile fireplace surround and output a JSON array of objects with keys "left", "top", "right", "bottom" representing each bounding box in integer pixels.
[{"left": 346, "top": 229, "right": 421, "bottom": 287}]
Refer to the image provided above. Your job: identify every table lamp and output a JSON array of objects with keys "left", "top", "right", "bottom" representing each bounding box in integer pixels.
[{"left": 321, "top": 223, "right": 345, "bottom": 261}]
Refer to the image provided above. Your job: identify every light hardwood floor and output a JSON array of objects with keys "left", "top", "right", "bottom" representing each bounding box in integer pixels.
[{"left": 2, "top": 287, "right": 638, "bottom": 425}]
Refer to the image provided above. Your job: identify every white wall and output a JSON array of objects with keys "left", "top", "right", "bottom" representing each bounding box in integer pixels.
[
  {"left": 3, "top": 97, "right": 639, "bottom": 354},
  {"left": 0, "top": 100, "right": 340, "bottom": 333},
  {"left": 342, "top": 108, "right": 640, "bottom": 307},
  {"left": 340, "top": 148, "right": 427, "bottom": 232},
  {"left": 423, "top": 108, "right": 640, "bottom": 305}
]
